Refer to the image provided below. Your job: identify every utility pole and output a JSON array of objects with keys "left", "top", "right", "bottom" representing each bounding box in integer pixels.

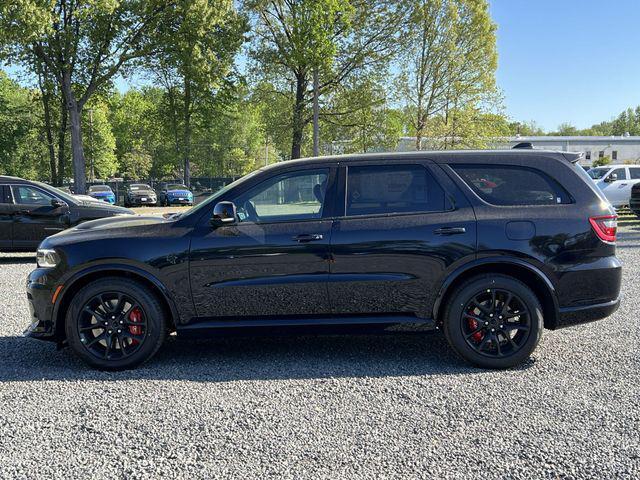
[
  {"left": 313, "top": 67, "right": 320, "bottom": 157},
  {"left": 265, "top": 139, "right": 269, "bottom": 166},
  {"left": 88, "top": 108, "right": 94, "bottom": 182}
]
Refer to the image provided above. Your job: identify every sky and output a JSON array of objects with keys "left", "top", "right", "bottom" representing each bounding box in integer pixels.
[{"left": 490, "top": 0, "right": 640, "bottom": 131}]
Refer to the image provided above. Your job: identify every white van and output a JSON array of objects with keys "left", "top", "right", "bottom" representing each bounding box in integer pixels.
[{"left": 587, "top": 164, "right": 640, "bottom": 207}]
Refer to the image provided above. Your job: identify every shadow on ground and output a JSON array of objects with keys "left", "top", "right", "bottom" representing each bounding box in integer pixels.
[{"left": 0, "top": 332, "right": 534, "bottom": 382}]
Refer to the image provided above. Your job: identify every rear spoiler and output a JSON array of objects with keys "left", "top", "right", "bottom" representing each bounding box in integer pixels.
[{"left": 563, "top": 152, "right": 583, "bottom": 163}]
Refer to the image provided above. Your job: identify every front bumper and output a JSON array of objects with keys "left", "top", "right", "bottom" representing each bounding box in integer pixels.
[
  {"left": 128, "top": 197, "right": 158, "bottom": 206},
  {"left": 24, "top": 268, "right": 58, "bottom": 341},
  {"left": 91, "top": 195, "right": 116, "bottom": 204},
  {"left": 166, "top": 197, "right": 193, "bottom": 205}
]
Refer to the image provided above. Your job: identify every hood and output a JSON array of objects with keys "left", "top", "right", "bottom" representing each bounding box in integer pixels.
[
  {"left": 167, "top": 189, "right": 192, "bottom": 195},
  {"left": 78, "top": 201, "right": 132, "bottom": 214},
  {"left": 74, "top": 215, "right": 167, "bottom": 231},
  {"left": 129, "top": 189, "right": 155, "bottom": 196},
  {"left": 90, "top": 191, "right": 114, "bottom": 197}
]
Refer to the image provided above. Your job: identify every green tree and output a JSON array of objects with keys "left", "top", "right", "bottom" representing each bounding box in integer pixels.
[
  {"left": 84, "top": 100, "right": 117, "bottom": 180},
  {"left": 148, "top": 0, "right": 246, "bottom": 186},
  {"left": 395, "top": 0, "right": 497, "bottom": 150},
  {"left": 247, "top": 0, "right": 404, "bottom": 159},
  {"left": 0, "top": 1, "right": 184, "bottom": 192}
]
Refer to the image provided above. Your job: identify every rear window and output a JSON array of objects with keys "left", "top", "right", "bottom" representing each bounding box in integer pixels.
[
  {"left": 453, "top": 165, "right": 571, "bottom": 206},
  {"left": 346, "top": 164, "right": 446, "bottom": 216}
]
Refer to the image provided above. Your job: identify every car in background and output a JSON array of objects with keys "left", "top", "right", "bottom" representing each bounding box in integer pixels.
[
  {"left": 157, "top": 183, "right": 193, "bottom": 206},
  {"left": 124, "top": 184, "right": 157, "bottom": 208},
  {"left": 56, "top": 186, "right": 103, "bottom": 204},
  {"left": 88, "top": 185, "right": 116, "bottom": 204},
  {"left": 587, "top": 164, "right": 640, "bottom": 207},
  {"left": 0, "top": 176, "right": 133, "bottom": 251}
]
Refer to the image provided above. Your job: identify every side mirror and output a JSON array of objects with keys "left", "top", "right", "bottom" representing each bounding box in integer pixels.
[
  {"left": 51, "top": 198, "right": 68, "bottom": 209},
  {"left": 605, "top": 173, "right": 618, "bottom": 183},
  {"left": 211, "top": 201, "right": 237, "bottom": 226}
]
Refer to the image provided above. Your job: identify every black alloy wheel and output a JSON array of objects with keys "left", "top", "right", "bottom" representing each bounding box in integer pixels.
[
  {"left": 461, "top": 288, "right": 530, "bottom": 358},
  {"left": 77, "top": 292, "right": 147, "bottom": 361},
  {"left": 443, "top": 274, "right": 543, "bottom": 369},
  {"left": 65, "top": 277, "right": 168, "bottom": 370}
]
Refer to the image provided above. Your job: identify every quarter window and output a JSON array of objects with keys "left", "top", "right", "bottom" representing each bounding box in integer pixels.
[
  {"left": 453, "top": 165, "right": 571, "bottom": 206},
  {"left": 346, "top": 164, "right": 445, "bottom": 216},
  {"left": 12, "top": 185, "right": 55, "bottom": 206},
  {"left": 234, "top": 169, "right": 329, "bottom": 223}
]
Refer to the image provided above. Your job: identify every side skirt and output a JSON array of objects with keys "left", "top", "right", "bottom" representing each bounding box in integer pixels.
[{"left": 176, "top": 314, "right": 436, "bottom": 338}]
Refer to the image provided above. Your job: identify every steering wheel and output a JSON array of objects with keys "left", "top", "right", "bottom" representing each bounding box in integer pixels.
[{"left": 243, "top": 200, "right": 259, "bottom": 222}]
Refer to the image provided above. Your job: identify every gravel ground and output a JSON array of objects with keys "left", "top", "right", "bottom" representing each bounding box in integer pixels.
[{"left": 0, "top": 223, "right": 639, "bottom": 479}]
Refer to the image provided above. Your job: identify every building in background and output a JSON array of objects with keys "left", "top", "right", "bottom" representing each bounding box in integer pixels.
[{"left": 392, "top": 135, "right": 640, "bottom": 167}]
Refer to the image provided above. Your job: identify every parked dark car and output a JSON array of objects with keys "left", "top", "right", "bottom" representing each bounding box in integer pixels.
[
  {"left": 0, "top": 176, "right": 133, "bottom": 251},
  {"left": 26, "top": 150, "right": 621, "bottom": 370},
  {"left": 87, "top": 184, "right": 116, "bottom": 204},
  {"left": 124, "top": 184, "right": 157, "bottom": 208},
  {"left": 630, "top": 182, "right": 640, "bottom": 218},
  {"left": 157, "top": 183, "right": 194, "bottom": 206}
]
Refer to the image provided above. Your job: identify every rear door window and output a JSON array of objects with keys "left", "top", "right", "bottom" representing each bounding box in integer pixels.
[
  {"left": 630, "top": 168, "right": 640, "bottom": 179},
  {"left": 346, "top": 164, "right": 445, "bottom": 216},
  {"left": 453, "top": 165, "right": 571, "bottom": 206}
]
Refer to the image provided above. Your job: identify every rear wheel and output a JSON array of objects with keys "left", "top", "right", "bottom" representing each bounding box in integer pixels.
[
  {"left": 443, "top": 274, "right": 543, "bottom": 369},
  {"left": 65, "top": 277, "right": 168, "bottom": 370}
]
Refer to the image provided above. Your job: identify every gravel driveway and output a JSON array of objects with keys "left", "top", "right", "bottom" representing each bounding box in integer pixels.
[{"left": 0, "top": 222, "right": 638, "bottom": 479}]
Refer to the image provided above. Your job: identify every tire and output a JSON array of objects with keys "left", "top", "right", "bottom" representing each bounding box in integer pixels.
[
  {"left": 65, "top": 277, "right": 168, "bottom": 370},
  {"left": 443, "top": 274, "right": 543, "bottom": 369}
]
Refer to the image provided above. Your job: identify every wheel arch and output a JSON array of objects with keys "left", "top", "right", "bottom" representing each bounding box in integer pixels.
[
  {"left": 53, "top": 265, "right": 179, "bottom": 341},
  {"left": 433, "top": 258, "right": 560, "bottom": 330}
]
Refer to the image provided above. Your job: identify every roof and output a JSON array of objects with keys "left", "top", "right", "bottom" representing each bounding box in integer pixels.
[{"left": 261, "top": 149, "right": 575, "bottom": 171}]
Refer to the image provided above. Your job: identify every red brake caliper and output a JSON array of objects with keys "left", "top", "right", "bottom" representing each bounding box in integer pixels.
[
  {"left": 128, "top": 307, "right": 142, "bottom": 344},
  {"left": 466, "top": 309, "right": 484, "bottom": 343}
]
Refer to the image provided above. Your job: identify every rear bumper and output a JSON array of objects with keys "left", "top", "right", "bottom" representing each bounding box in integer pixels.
[{"left": 556, "top": 296, "right": 621, "bottom": 329}]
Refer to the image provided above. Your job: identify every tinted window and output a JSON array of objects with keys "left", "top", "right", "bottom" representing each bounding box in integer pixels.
[
  {"left": 12, "top": 185, "right": 55, "bottom": 205},
  {"left": 346, "top": 164, "right": 445, "bottom": 216},
  {"left": 129, "top": 184, "right": 152, "bottom": 191},
  {"left": 453, "top": 165, "right": 571, "bottom": 206},
  {"left": 167, "top": 184, "right": 188, "bottom": 190},
  {"left": 0, "top": 186, "right": 11, "bottom": 204},
  {"left": 89, "top": 185, "right": 112, "bottom": 192},
  {"left": 610, "top": 168, "right": 627, "bottom": 180},
  {"left": 234, "top": 169, "right": 329, "bottom": 223},
  {"left": 630, "top": 168, "right": 640, "bottom": 180}
]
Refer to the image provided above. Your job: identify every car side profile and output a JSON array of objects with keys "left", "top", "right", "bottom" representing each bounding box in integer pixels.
[
  {"left": 26, "top": 150, "right": 621, "bottom": 370},
  {"left": 587, "top": 164, "right": 640, "bottom": 207},
  {"left": 87, "top": 184, "right": 116, "bottom": 204},
  {"left": 0, "top": 176, "right": 133, "bottom": 251}
]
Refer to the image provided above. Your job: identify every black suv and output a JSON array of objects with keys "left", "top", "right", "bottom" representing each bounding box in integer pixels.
[
  {"left": 0, "top": 176, "right": 132, "bottom": 251},
  {"left": 25, "top": 151, "right": 622, "bottom": 370}
]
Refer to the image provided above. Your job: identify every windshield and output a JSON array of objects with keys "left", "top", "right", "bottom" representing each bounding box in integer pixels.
[
  {"left": 179, "top": 170, "right": 262, "bottom": 219},
  {"left": 167, "top": 184, "right": 188, "bottom": 190},
  {"left": 587, "top": 168, "right": 609, "bottom": 180},
  {"left": 130, "top": 184, "right": 151, "bottom": 191},
  {"left": 89, "top": 185, "right": 112, "bottom": 192}
]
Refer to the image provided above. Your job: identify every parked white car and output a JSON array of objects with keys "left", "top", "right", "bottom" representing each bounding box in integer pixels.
[{"left": 587, "top": 164, "right": 640, "bottom": 207}]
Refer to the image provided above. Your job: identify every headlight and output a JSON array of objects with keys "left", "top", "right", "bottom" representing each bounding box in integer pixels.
[{"left": 36, "top": 248, "right": 60, "bottom": 268}]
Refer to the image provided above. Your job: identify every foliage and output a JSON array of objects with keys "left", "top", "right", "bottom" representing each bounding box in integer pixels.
[{"left": 592, "top": 155, "right": 611, "bottom": 167}]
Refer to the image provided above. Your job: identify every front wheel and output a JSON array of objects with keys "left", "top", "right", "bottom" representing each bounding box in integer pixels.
[
  {"left": 443, "top": 274, "right": 543, "bottom": 369},
  {"left": 65, "top": 277, "right": 168, "bottom": 370}
]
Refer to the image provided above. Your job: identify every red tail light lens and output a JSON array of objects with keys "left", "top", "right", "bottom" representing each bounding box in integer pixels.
[{"left": 589, "top": 215, "right": 617, "bottom": 244}]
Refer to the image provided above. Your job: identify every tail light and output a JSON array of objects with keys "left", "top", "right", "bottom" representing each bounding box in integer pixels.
[{"left": 589, "top": 215, "right": 617, "bottom": 244}]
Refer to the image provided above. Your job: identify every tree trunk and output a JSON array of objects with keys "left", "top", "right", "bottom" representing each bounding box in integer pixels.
[
  {"left": 312, "top": 68, "right": 319, "bottom": 157},
  {"left": 183, "top": 77, "right": 191, "bottom": 187},
  {"left": 62, "top": 73, "right": 87, "bottom": 194},
  {"left": 39, "top": 77, "right": 57, "bottom": 185},
  {"left": 57, "top": 99, "right": 68, "bottom": 186},
  {"left": 291, "top": 72, "right": 307, "bottom": 160}
]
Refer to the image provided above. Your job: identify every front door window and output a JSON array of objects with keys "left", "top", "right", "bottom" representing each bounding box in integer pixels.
[{"left": 234, "top": 169, "right": 329, "bottom": 223}]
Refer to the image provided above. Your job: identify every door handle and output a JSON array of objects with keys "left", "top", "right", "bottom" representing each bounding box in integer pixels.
[
  {"left": 434, "top": 227, "right": 466, "bottom": 235},
  {"left": 293, "top": 233, "right": 324, "bottom": 243},
  {"left": 15, "top": 209, "right": 31, "bottom": 215}
]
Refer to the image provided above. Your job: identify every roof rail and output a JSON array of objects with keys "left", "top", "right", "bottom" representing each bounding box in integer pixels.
[{"left": 512, "top": 142, "right": 533, "bottom": 149}]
